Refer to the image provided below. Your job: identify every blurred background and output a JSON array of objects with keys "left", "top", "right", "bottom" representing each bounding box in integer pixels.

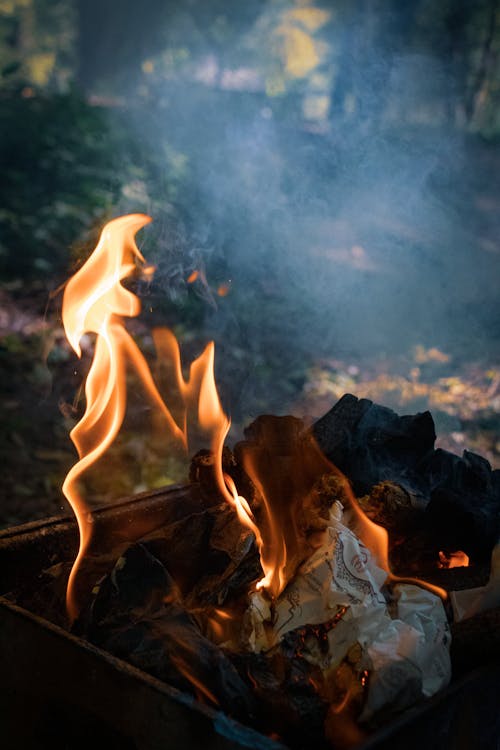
[{"left": 1, "top": 0, "right": 499, "bottom": 526}]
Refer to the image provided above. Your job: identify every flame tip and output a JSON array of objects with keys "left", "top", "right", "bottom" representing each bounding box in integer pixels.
[{"left": 62, "top": 213, "right": 234, "bottom": 619}]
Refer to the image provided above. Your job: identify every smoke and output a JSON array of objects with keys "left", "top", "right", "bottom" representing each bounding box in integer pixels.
[{"left": 111, "top": 2, "right": 499, "bottom": 420}]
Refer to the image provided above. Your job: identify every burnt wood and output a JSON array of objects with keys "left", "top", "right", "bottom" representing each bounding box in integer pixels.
[{"left": 312, "top": 394, "right": 500, "bottom": 562}]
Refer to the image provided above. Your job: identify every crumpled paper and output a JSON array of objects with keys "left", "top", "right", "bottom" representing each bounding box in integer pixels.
[{"left": 242, "top": 501, "right": 451, "bottom": 720}]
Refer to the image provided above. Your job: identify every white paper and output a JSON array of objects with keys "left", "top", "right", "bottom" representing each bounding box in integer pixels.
[{"left": 242, "top": 501, "right": 451, "bottom": 720}]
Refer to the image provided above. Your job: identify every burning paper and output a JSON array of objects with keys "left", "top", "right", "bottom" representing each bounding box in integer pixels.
[
  {"left": 60, "top": 214, "right": 454, "bottom": 733},
  {"left": 242, "top": 501, "right": 451, "bottom": 720}
]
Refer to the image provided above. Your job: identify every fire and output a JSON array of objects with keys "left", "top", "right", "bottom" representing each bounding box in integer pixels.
[
  {"left": 239, "top": 419, "right": 446, "bottom": 601},
  {"left": 438, "top": 550, "right": 470, "bottom": 569},
  {"left": 62, "top": 215, "right": 237, "bottom": 621},
  {"left": 238, "top": 418, "right": 339, "bottom": 598},
  {"left": 62, "top": 213, "right": 445, "bottom": 624},
  {"left": 348, "top": 492, "right": 446, "bottom": 599},
  {"left": 62, "top": 214, "right": 155, "bottom": 620}
]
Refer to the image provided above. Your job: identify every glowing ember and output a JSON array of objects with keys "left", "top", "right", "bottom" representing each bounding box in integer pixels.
[
  {"left": 170, "top": 653, "right": 219, "bottom": 706},
  {"left": 438, "top": 550, "right": 470, "bottom": 569}
]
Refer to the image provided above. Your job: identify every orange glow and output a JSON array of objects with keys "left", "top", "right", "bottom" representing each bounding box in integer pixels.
[
  {"left": 239, "top": 419, "right": 447, "bottom": 602},
  {"left": 142, "top": 263, "right": 156, "bottom": 280},
  {"left": 213, "top": 607, "right": 232, "bottom": 620},
  {"left": 187, "top": 270, "right": 199, "bottom": 283},
  {"left": 330, "top": 687, "right": 354, "bottom": 715},
  {"left": 217, "top": 283, "right": 231, "bottom": 297},
  {"left": 438, "top": 550, "right": 470, "bottom": 569},
  {"left": 170, "top": 654, "right": 219, "bottom": 706},
  {"left": 205, "top": 607, "right": 234, "bottom": 643},
  {"left": 238, "top": 422, "right": 352, "bottom": 599},
  {"left": 345, "top": 491, "right": 391, "bottom": 574},
  {"left": 348, "top": 493, "right": 447, "bottom": 600}
]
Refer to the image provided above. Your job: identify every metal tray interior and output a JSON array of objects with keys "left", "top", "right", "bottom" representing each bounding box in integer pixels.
[{"left": 1, "top": 487, "right": 499, "bottom": 750}]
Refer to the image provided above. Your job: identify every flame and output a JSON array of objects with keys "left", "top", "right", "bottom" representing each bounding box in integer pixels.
[
  {"left": 236, "top": 417, "right": 446, "bottom": 601},
  {"left": 438, "top": 550, "right": 470, "bottom": 569},
  {"left": 192, "top": 346, "right": 266, "bottom": 560},
  {"left": 347, "top": 489, "right": 447, "bottom": 600},
  {"left": 63, "top": 213, "right": 446, "bottom": 622},
  {"left": 63, "top": 214, "right": 153, "bottom": 619},
  {"left": 236, "top": 418, "right": 393, "bottom": 600},
  {"left": 62, "top": 215, "right": 232, "bottom": 621}
]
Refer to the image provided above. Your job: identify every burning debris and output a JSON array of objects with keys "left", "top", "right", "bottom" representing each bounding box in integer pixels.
[
  {"left": 68, "top": 411, "right": 454, "bottom": 746},
  {"left": 4, "top": 214, "right": 500, "bottom": 748}
]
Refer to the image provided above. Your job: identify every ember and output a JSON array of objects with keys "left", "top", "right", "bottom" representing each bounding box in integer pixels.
[{"left": 438, "top": 550, "right": 470, "bottom": 569}]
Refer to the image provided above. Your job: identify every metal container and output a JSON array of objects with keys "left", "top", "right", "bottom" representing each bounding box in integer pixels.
[{"left": 1, "top": 487, "right": 499, "bottom": 749}]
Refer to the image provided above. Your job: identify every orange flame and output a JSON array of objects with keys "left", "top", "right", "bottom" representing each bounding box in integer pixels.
[
  {"left": 438, "top": 550, "right": 470, "bottom": 569},
  {"left": 236, "top": 419, "right": 390, "bottom": 600},
  {"left": 204, "top": 607, "right": 235, "bottom": 643},
  {"left": 347, "top": 490, "right": 447, "bottom": 600},
  {"left": 63, "top": 213, "right": 445, "bottom": 623},
  {"left": 62, "top": 215, "right": 232, "bottom": 621},
  {"left": 63, "top": 214, "right": 154, "bottom": 620},
  {"left": 236, "top": 417, "right": 446, "bottom": 601},
  {"left": 193, "top": 347, "right": 266, "bottom": 561}
]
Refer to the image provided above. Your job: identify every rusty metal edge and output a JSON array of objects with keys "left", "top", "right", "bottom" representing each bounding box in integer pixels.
[
  {"left": 0, "top": 483, "right": 209, "bottom": 594},
  {"left": 357, "top": 656, "right": 500, "bottom": 750},
  {"left": 0, "top": 594, "right": 287, "bottom": 750},
  {"left": 1, "top": 489, "right": 499, "bottom": 749},
  {"left": 0, "top": 483, "right": 187, "bottom": 540},
  {"left": 0, "top": 486, "right": 288, "bottom": 749}
]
